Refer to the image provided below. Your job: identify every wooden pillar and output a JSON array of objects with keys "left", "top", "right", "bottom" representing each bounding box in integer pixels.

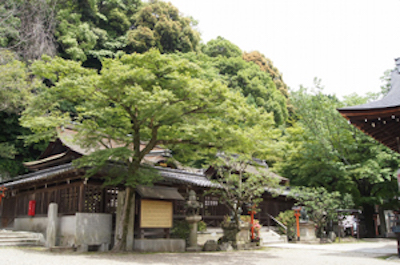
[{"left": 79, "top": 183, "right": 85, "bottom": 212}]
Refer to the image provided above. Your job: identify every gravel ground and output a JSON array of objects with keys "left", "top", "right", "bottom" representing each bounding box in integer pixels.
[{"left": 1, "top": 241, "right": 399, "bottom": 265}]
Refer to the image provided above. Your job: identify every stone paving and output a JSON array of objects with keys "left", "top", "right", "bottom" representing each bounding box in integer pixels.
[
  {"left": 1, "top": 239, "right": 400, "bottom": 265},
  {"left": 267, "top": 238, "right": 398, "bottom": 255}
]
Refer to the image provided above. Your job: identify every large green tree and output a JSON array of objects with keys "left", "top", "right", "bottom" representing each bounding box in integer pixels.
[
  {"left": 22, "top": 49, "right": 276, "bottom": 250},
  {"left": 277, "top": 83, "right": 400, "bottom": 236}
]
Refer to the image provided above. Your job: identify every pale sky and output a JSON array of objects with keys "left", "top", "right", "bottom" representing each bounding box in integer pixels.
[{"left": 167, "top": 0, "right": 400, "bottom": 99}]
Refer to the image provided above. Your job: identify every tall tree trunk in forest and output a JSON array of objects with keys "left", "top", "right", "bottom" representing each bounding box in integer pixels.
[{"left": 112, "top": 186, "right": 135, "bottom": 252}]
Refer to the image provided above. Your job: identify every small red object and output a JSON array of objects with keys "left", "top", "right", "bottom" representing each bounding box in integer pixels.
[
  {"left": 0, "top": 187, "right": 6, "bottom": 205},
  {"left": 28, "top": 200, "right": 36, "bottom": 216}
]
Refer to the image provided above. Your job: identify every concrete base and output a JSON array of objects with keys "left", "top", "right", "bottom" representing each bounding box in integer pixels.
[
  {"left": 299, "top": 222, "right": 317, "bottom": 241},
  {"left": 134, "top": 239, "right": 185, "bottom": 252},
  {"left": 77, "top": 243, "right": 109, "bottom": 252},
  {"left": 186, "top": 246, "right": 202, "bottom": 252}
]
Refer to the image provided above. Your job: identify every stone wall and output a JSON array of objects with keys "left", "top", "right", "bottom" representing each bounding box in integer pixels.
[
  {"left": 134, "top": 239, "right": 185, "bottom": 252},
  {"left": 14, "top": 213, "right": 112, "bottom": 250},
  {"left": 14, "top": 216, "right": 48, "bottom": 234}
]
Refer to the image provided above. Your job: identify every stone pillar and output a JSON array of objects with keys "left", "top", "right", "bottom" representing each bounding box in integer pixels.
[{"left": 46, "top": 203, "right": 58, "bottom": 248}]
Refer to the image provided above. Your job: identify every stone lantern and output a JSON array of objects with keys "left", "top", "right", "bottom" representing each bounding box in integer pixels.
[{"left": 185, "top": 190, "right": 203, "bottom": 252}]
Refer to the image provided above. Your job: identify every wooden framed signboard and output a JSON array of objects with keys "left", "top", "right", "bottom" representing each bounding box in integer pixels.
[{"left": 140, "top": 199, "right": 173, "bottom": 228}]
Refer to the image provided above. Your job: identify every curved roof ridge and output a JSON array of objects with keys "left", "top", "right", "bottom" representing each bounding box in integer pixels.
[{"left": 339, "top": 60, "right": 400, "bottom": 111}]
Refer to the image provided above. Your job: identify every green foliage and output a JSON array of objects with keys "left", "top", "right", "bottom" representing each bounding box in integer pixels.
[
  {"left": 55, "top": 0, "right": 141, "bottom": 65},
  {"left": 198, "top": 220, "right": 207, "bottom": 232},
  {"left": 0, "top": 112, "right": 46, "bottom": 178},
  {"left": 276, "top": 210, "right": 296, "bottom": 240},
  {"left": 126, "top": 0, "right": 200, "bottom": 53},
  {"left": 208, "top": 154, "right": 279, "bottom": 230},
  {"left": 171, "top": 220, "right": 190, "bottom": 242},
  {"left": 22, "top": 49, "right": 275, "bottom": 184},
  {"left": 290, "top": 187, "right": 354, "bottom": 237},
  {"left": 0, "top": 0, "right": 57, "bottom": 61},
  {"left": 276, "top": 82, "right": 400, "bottom": 236},
  {"left": 213, "top": 54, "right": 288, "bottom": 125},
  {"left": 0, "top": 0, "right": 21, "bottom": 48},
  {"left": 202, "top": 36, "right": 242, "bottom": 58},
  {"left": 243, "top": 51, "right": 289, "bottom": 98},
  {"left": 0, "top": 50, "right": 45, "bottom": 177},
  {"left": 0, "top": 50, "right": 32, "bottom": 113}
]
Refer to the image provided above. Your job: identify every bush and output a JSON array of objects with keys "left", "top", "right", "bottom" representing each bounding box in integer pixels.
[
  {"left": 198, "top": 220, "right": 207, "bottom": 232},
  {"left": 171, "top": 220, "right": 190, "bottom": 242},
  {"left": 276, "top": 210, "right": 296, "bottom": 240}
]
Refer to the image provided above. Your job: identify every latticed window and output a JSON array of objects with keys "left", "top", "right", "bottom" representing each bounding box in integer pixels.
[
  {"left": 104, "top": 187, "right": 119, "bottom": 214},
  {"left": 203, "top": 196, "right": 229, "bottom": 216},
  {"left": 173, "top": 200, "right": 186, "bottom": 216},
  {"left": 15, "top": 193, "right": 30, "bottom": 216},
  {"left": 83, "top": 185, "right": 104, "bottom": 213},
  {"left": 58, "top": 186, "right": 79, "bottom": 214}
]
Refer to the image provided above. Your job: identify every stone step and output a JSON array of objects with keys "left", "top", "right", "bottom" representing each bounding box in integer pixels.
[
  {"left": 0, "top": 230, "right": 44, "bottom": 247},
  {"left": 260, "top": 229, "right": 287, "bottom": 244}
]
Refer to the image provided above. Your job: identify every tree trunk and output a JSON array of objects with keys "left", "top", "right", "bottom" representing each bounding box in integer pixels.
[
  {"left": 362, "top": 203, "right": 376, "bottom": 238},
  {"left": 112, "top": 186, "right": 135, "bottom": 252},
  {"left": 378, "top": 206, "right": 387, "bottom": 237}
]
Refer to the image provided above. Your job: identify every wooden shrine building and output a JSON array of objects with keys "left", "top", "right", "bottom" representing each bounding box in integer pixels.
[{"left": 0, "top": 128, "right": 294, "bottom": 249}]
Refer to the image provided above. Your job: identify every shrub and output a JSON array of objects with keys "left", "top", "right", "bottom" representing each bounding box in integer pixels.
[
  {"left": 171, "top": 220, "right": 190, "bottom": 243},
  {"left": 276, "top": 210, "right": 296, "bottom": 240}
]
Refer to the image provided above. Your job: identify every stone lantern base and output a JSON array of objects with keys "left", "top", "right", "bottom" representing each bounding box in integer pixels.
[
  {"left": 297, "top": 222, "right": 317, "bottom": 241},
  {"left": 185, "top": 215, "right": 202, "bottom": 252},
  {"left": 221, "top": 222, "right": 251, "bottom": 249}
]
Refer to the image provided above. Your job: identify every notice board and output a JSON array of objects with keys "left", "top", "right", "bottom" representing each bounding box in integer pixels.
[{"left": 140, "top": 199, "right": 173, "bottom": 228}]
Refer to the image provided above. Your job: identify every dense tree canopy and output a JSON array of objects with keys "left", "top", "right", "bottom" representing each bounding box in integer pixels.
[
  {"left": 243, "top": 51, "right": 289, "bottom": 98},
  {"left": 214, "top": 55, "right": 288, "bottom": 125},
  {"left": 55, "top": 0, "right": 142, "bottom": 68},
  {"left": 0, "top": 0, "right": 57, "bottom": 61},
  {"left": 0, "top": 50, "right": 45, "bottom": 178},
  {"left": 276, "top": 84, "right": 400, "bottom": 236},
  {"left": 202, "top": 36, "right": 242, "bottom": 58},
  {"left": 126, "top": 0, "right": 200, "bottom": 54}
]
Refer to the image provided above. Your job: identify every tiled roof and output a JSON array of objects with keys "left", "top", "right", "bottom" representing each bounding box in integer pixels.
[
  {"left": 1, "top": 163, "right": 77, "bottom": 187},
  {"left": 1, "top": 164, "right": 288, "bottom": 197},
  {"left": 156, "top": 166, "right": 216, "bottom": 188},
  {"left": 338, "top": 67, "right": 400, "bottom": 111},
  {"left": 0, "top": 163, "right": 215, "bottom": 189}
]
